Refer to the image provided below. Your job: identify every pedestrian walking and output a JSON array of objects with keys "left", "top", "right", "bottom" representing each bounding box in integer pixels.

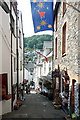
[{"left": 26, "top": 85, "right": 28, "bottom": 94}]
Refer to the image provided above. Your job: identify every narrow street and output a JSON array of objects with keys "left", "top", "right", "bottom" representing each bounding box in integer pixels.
[
  {"left": 2, "top": 93, "right": 65, "bottom": 119},
  {"left": 0, "top": 0, "right": 80, "bottom": 119}
]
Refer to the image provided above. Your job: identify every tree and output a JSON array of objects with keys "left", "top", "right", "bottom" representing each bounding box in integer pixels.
[{"left": 24, "top": 34, "right": 52, "bottom": 51}]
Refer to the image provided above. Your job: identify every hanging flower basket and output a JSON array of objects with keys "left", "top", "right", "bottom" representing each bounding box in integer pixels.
[{"left": 4, "top": 94, "right": 12, "bottom": 100}]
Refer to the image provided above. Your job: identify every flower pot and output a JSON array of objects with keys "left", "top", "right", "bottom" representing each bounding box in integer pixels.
[{"left": 5, "top": 94, "right": 12, "bottom": 100}]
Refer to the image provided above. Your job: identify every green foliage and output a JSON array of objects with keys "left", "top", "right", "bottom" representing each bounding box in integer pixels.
[
  {"left": 28, "top": 57, "right": 33, "bottom": 61},
  {"left": 24, "top": 34, "right": 53, "bottom": 51}
]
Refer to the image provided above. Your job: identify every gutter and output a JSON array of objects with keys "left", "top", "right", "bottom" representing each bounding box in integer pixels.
[
  {"left": 10, "top": 2, "right": 13, "bottom": 111},
  {"left": 16, "top": 5, "right": 19, "bottom": 100}
]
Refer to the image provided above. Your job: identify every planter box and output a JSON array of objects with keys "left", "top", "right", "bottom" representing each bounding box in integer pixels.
[{"left": 4, "top": 94, "right": 12, "bottom": 100}]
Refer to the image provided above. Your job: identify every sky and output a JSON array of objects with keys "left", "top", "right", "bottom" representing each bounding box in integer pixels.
[{"left": 17, "top": 0, "right": 53, "bottom": 37}]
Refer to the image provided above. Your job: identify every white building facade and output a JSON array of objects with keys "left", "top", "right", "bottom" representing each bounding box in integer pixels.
[
  {"left": 33, "top": 41, "right": 53, "bottom": 90},
  {"left": 0, "top": 0, "right": 12, "bottom": 115},
  {"left": 0, "top": 0, "right": 24, "bottom": 115}
]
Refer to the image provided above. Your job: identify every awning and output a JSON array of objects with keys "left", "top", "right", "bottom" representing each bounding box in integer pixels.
[
  {"left": 41, "top": 75, "right": 53, "bottom": 83},
  {"left": 48, "top": 71, "right": 60, "bottom": 77},
  {"left": 39, "top": 77, "right": 43, "bottom": 82},
  {"left": 49, "top": 71, "right": 60, "bottom": 77}
]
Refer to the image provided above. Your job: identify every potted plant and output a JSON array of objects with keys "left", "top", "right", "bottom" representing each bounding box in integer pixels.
[{"left": 4, "top": 94, "right": 12, "bottom": 100}]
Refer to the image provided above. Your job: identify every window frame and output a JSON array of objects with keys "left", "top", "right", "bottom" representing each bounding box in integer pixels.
[
  {"left": 10, "top": 15, "right": 15, "bottom": 36},
  {"left": 19, "top": 30, "right": 22, "bottom": 48},
  {"left": 55, "top": 37, "right": 58, "bottom": 59},
  {"left": 62, "top": 22, "right": 67, "bottom": 56},
  {"left": 63, "top": 2, "right": 66, "bottom": 16},
  {"left": 14, "top": 58, "right": 17, "bottom": 72},
  {"left": 55, "top": 14, "right": 58, "bottom": 31},
  {"left": 0, "top": 74, "right": 8, "bottom": 100}
]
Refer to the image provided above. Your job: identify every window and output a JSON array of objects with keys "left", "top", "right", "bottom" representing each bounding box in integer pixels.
[
  {"left": 20, "top": 61, "right": 22, "bottom": 71},
  {"left": 63, "top": 2, "right": 66, "bottom": 15},
  {"left": 62, "top": 77, "right": 64, "bottom": 92},
  {"left": 55, "top": 15, "right": 58, "bottom": 31},
  {"left": 49, "top": 61, "right": 51, "bottom": 71},
  {"left": 14, "top": 58, "right": 17, "bottom": 72},
  {"left": 19, "top": 30, "right": 22, "bottom": 48},
  {"left": 12, "top": 2, "right": 17, "bottom": 14},
  {"left": 62, "top": 22, "right": 66, "bottom": 56},
  {"left": 44, "top": 62, "right": 46, "bottom": 74},
  {"left": 55, "top": 37, "right": 57, "bottom": 59},
  {"left": 11, "top": 15, "right": 15, "bottom": 35},
  {"left": 0, "top": 74, "right": 8, "bottom": 100}
]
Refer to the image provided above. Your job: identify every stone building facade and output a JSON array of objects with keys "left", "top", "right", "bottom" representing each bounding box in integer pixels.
[{"left": 53, "top": 1, "right": 80, "bottom": 117}]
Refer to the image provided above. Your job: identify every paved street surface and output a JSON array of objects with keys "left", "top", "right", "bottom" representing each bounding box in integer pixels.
[{"left": 2, "top": 93, "right": 66, "bottom": 119}]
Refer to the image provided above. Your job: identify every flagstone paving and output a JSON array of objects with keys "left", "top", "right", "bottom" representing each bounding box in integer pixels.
[{"left": 2, "top": 93, "right": 66, "bottom": 119}]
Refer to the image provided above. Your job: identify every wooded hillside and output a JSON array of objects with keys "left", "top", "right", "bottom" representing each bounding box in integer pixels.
[{"left": 24, "top": 34, "right": 53, "bottom": 52}]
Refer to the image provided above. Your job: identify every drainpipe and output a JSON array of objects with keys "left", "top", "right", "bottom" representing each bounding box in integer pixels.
[
  {"left": 23, "top": 33, "right": 24, "bottom": 90},
  {"left": 16, "top": 6, "right": 19, "bottom": 100},
  {"left": 10, "top": 2, "right": 13, "bottom": 111}
]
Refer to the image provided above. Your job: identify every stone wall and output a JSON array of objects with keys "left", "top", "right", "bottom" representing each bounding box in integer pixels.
[
  {"left": 54, "top": 2, "right": 80, "bottom": 83},
  {"left": 74, "top": 83, "right": 80, "bottom": 116}
]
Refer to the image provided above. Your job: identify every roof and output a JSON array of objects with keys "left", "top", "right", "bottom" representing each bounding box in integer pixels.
[
  {"left": 40, "top": 75, "right": 53, "bottom": 83},
  {"left": 43, "top": 41, "right": 53, "bottom": 49},
  {"left": 47, "top": 51, "right": 53, "bottom": 58},
  {"left": 25, "top": 62, "right": 35, "bottom": 71},
  {"left": 41, "top": 51, "right": 53, "bottom": 60}
]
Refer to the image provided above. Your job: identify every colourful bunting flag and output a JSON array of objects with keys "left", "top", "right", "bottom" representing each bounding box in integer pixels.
[{"left": 30, "top": 0, "right": 54, "bottom": 33}]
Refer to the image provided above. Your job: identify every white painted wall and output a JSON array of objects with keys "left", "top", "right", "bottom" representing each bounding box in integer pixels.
[
  {"left": 0, "top": 1, "right": 24, "bottom": 115},
  {"left": 33, "top": 66, "right": 39, "bottom": 89},
  {"left": 24, "top": 68, "right": 32, "bottom": 83},
  {"left": 18, "top": 11, "right": 23, "bottom": 84},
  {"left": 2, "top": 99, "right": 11, "bottom": 115},
  {"left": 0, "top": 3, "right": 11, "bottom": 115}
]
